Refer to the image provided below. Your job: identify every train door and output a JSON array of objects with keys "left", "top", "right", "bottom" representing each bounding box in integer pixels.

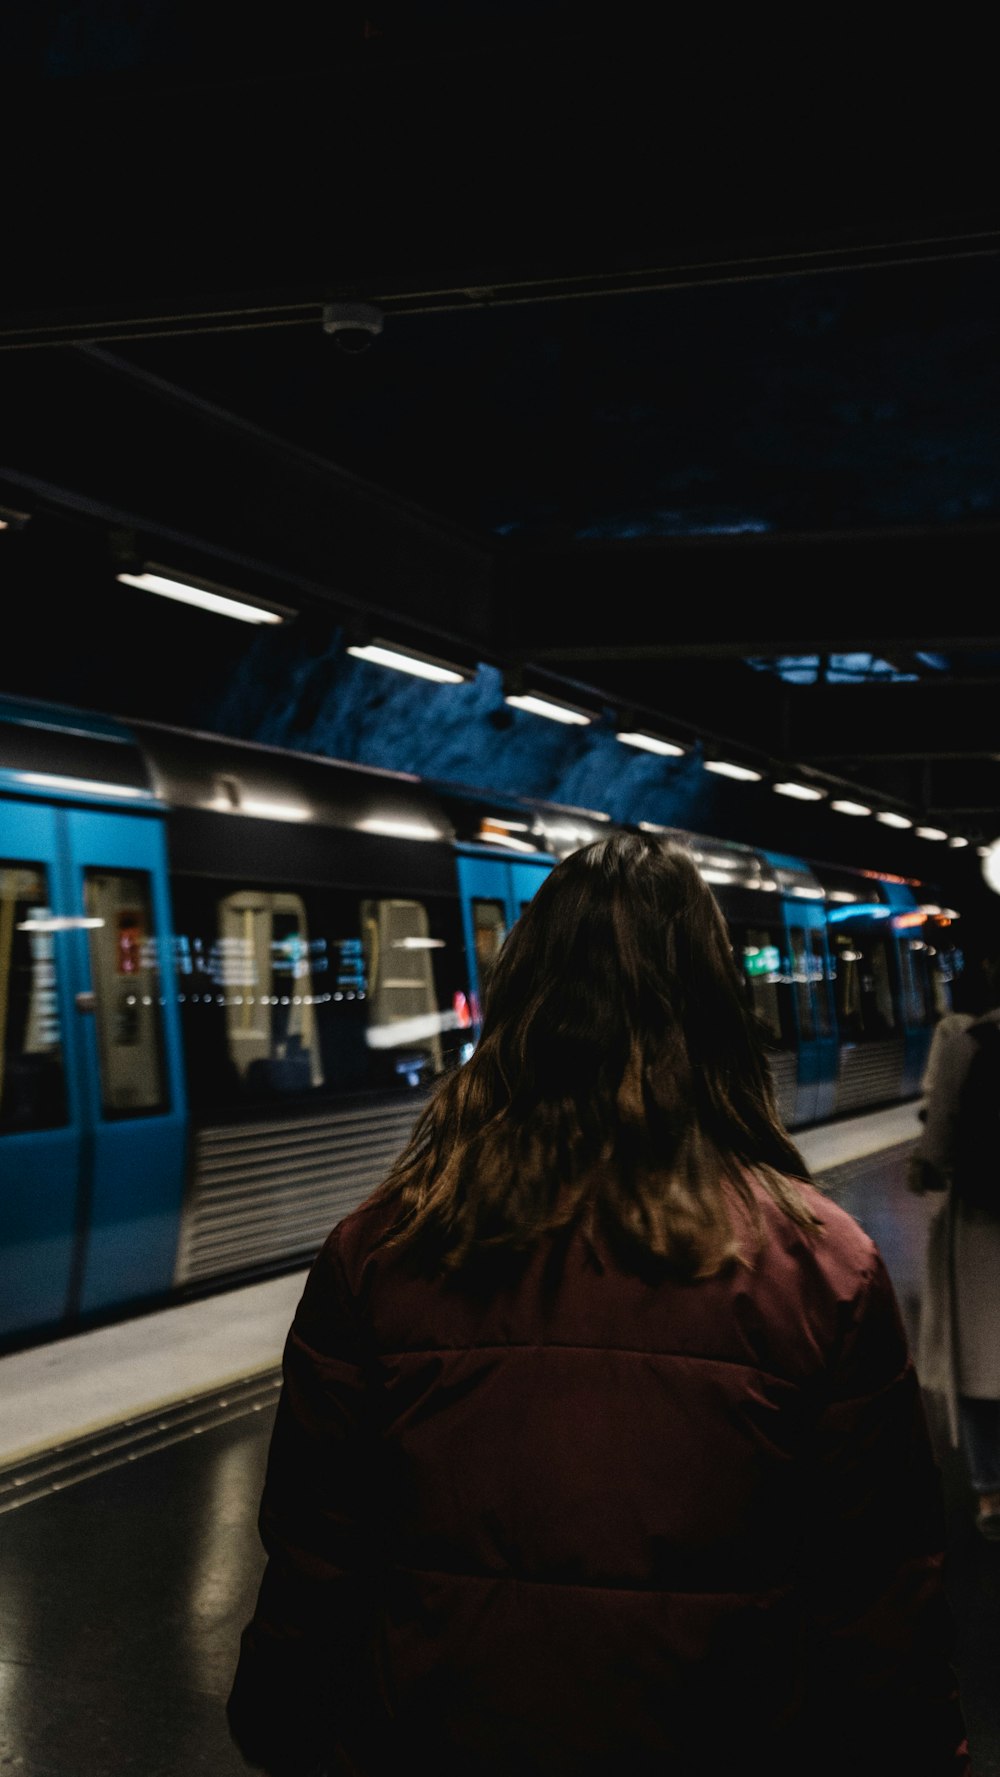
[
  {"left": 785, "top": 903, "right": 839, "bottom": 1126},
  {"left": 0, "top": 801, "right": 81, "bottom": 1335},
  {"left": 62, "top": 809, "right": 187, "bottom": 1315},
  {"left": 0, "top": 803, "right": 187, "bottom": 1337},
  {"left": 456, "top": 852, "right": 553, "bottom": 1027}
]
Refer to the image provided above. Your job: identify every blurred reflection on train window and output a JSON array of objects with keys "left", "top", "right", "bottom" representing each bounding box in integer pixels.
[
  {"left": 736, "top": 925, "right": 788, "bottom": 1046},
  {"left": 472, "top": 899, "right": 506, "bottom": 979},
  {"left": 0, "top": 861, "right": 67, "bottom": 1131},
  {"left": 788, "top": 927, "right": 817, "bottom": 1042},
  {"left": 361, "top": 898, "right": 445, "bottom": 1082},
  {"left": 897, "top": 937, "right": 935, "bottom": 1028},
  {"left": 169, "top": 879, "right": 470, "bottom": 1107},
  {"left": 218, "top": 891, "right": 325, "bottom": 1095},
  {"left": 84, "top": 870, "right": 168, "bottom": 1116},
  {"left": 810, "top": 930, "right": 834, "bottom": 1036},
  {"left": 830, "top": 928, "right": 897, "bottom": 1041}
]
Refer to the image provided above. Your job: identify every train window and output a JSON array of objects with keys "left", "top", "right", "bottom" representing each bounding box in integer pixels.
[
  {"left": 736, "top": 926, "right": 788, "bottom": 1045},
  {"left": 170, "top": 879, "right": 471, "bottom": 1109},
  {"left": 928, "top": 944, "right": 957, "bottom": 1017},
  {"left": 83, "top": 869, "right": 168, "bottom": 1117},
  {"left": 809, "top": 930, "right": 833, "bottom": 1037},
  {"left": 788, "top": 927, "right": 816, "bottom": 1042},
  {"left": 472, "top": 899, "right": 507, "bottom": 986},
  {"left": 0, "top": 861, "right": 68, "bottom": 1133},
  {"left": 217, "top": 890, "right": 325, "bottom": 1095},
  {"left": 897, "top": 937, "right": 935, "bottom": 1028},
  {"left": 830, "top": 928, "right": 898, "bottom": 1041}
]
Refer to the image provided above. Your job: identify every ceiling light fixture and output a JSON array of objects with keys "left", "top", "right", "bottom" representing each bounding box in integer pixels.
[
  {"left": 947, "top": 836, "right": 969, "bottom": 848},
  {"left": 346, "top": 640, "right": 472, "bottom": 684},
  {"left": 703, "top": 760, "right": 762, "bottom": 782},
  {"left": 615, "top": 731, "right": 685, "bottom": 757},
  {"left": 117, "top": 567, "right": 290, "bottom": 625},
  {"left": 773, "top": 782, "right": 826, "bottom": 801},
  {"left": 504, "top": 692, "right": 593, "bottom": 726},
  {"left": 875, "top": 811, "right": 913, "bottom": 829},
  {"left": 915, "top": 826, "right": 948, "bottom": 841},
  {"left": 830, "top": 799, "right": 872, "bottom": 817}
]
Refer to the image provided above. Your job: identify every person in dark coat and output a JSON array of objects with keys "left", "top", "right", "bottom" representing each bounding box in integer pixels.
[
  {"left": 912, "top": 953, "right": 1000, "bottom": 1539},
  {"left": 228, "top": 834, "right": 971, "bottom": 1777}
]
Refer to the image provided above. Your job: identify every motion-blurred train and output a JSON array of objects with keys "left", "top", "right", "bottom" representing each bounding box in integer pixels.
[{"left": 0, "top": 695, "right": 960, "bottom": 1342}]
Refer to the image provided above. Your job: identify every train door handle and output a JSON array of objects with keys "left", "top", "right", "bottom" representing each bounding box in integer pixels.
[{"left": 75, "top": 991, "right": 96, "bottom": 1013}]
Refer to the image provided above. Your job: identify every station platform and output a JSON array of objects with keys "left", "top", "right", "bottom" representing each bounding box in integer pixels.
[{"left": 1, "top": 1102, "right": 998, "bottom": 1775}]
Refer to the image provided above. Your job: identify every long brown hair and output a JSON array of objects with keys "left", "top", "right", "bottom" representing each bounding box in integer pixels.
[{"left": 375, "top": 832, "right": 820, "bottom": 1276}]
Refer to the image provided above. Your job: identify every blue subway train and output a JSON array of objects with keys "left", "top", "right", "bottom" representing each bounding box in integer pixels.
[{"left": 0, "top": 695, "right": 960, "bottom": 1342}]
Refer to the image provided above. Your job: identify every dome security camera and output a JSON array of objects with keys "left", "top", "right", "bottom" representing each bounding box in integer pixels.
[{"left": 321, "top": 301, "right": 384, "bottom": 352}]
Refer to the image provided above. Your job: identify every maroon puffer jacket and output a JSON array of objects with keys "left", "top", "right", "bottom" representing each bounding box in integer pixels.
[{"left": 228, "top": 1178, "right": 971, "bottom": 1777}]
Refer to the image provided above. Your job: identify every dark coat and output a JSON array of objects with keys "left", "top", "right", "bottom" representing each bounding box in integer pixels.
[{"left": 228, "top": 1178, "right": 970, "bottom": 1777}]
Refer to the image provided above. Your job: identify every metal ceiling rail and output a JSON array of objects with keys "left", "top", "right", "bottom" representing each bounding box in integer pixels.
[{"left": 1, "top": 228, "right": 999, "bottom": 349}]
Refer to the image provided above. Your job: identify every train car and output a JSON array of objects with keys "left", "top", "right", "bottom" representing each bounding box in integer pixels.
[{"left": 0, "top": 695, "right": 959, "bottom": 1343}]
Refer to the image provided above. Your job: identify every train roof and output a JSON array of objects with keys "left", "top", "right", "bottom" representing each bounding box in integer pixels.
[{"left": 1, "top": 694, "right": 935, "bottom": 910}]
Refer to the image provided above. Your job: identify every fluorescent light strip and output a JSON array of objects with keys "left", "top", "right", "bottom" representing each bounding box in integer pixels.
[
  {"left": 117, "top": 571, "right": 284, "bottom": 625},
  {"left": 505, "top": 694, "right": 592, "bottom": 726},
  {"left": 704, "top": 760, "right": 762, "bottom": 782},
  {"left": 915, "top": 826, "right": 948, "bottom": 841},
  {"left": 875, "top": 811, "right": 913, "bottom": 829},
  {"left": 615, "top": 731, "right": 685, "bottom": 757},
  {"left": 14, "top": 770, "right": 153, "bottom": 799},
  {"left": 830, "top": 799, "right": 871, "bottom": 816},
  {"left": 773, "top": 782, "right": 825, "bottom": 801},
  {"left": 947, "top": 836, "right": 969, "bottom": 848},
  {"left": 346, "top": 643, "right": 467, "bottom": 684}
]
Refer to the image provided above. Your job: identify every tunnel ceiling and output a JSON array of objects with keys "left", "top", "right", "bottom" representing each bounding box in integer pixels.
[{"left": 2, "top": 8, "right": 1000, "bottom": 836}]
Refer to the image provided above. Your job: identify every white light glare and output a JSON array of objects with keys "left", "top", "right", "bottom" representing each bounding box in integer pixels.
[
  {"left": 346, "top": 642, "right": 468, "bottom": 684},
  {"left": 830, "top": 800, "right": 871, "bottom": 817},
  {"left": 827, "top": 890, "right": 860, "bottom": 903},
  {"left": 983, "top": 840, "right": 1000, "bottom": 895},
  {"left": 117, "top": 571, "right": 285, "bottom": 625},
  {"left": 505, "top": 693, "right": 592, "bottom": 726},
  {"left": 947, "top": 836, "right": 969, "bottom": 848},
  {"left": 358, "top": 818, "right": 442, "bottom": 841},
  {"left": 14, "top": 771, "right": 153, "bottom": 800},
  {"left": 704, "top": 760, "right": 762, "bottom": 782},
  {"left": 239, "top": 798, "right": 311, "bottom": 822},
  {"left": 615, "top": 731, "right": 685, "bottom": 757},
  {"left": 915, "top": 826, "right": 948, "bottom": 841},
  {"left": 875, "top": 811, "right": 913, "bottom": 829},
  {"left": 773, "top": 782, "right": 825, "bottom": 801}
]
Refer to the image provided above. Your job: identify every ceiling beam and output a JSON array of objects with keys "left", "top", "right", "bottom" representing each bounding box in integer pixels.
[
  {"left": 496, "top": 532, "right": 1000, "bottom": 660},
  {"left": 0, "top": 347, "right": 496, "bottom": 649}
]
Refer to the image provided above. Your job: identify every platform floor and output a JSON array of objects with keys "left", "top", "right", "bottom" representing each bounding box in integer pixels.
[{"left": 2, "top": 1102, "right": 998, "bottom": 1776}]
